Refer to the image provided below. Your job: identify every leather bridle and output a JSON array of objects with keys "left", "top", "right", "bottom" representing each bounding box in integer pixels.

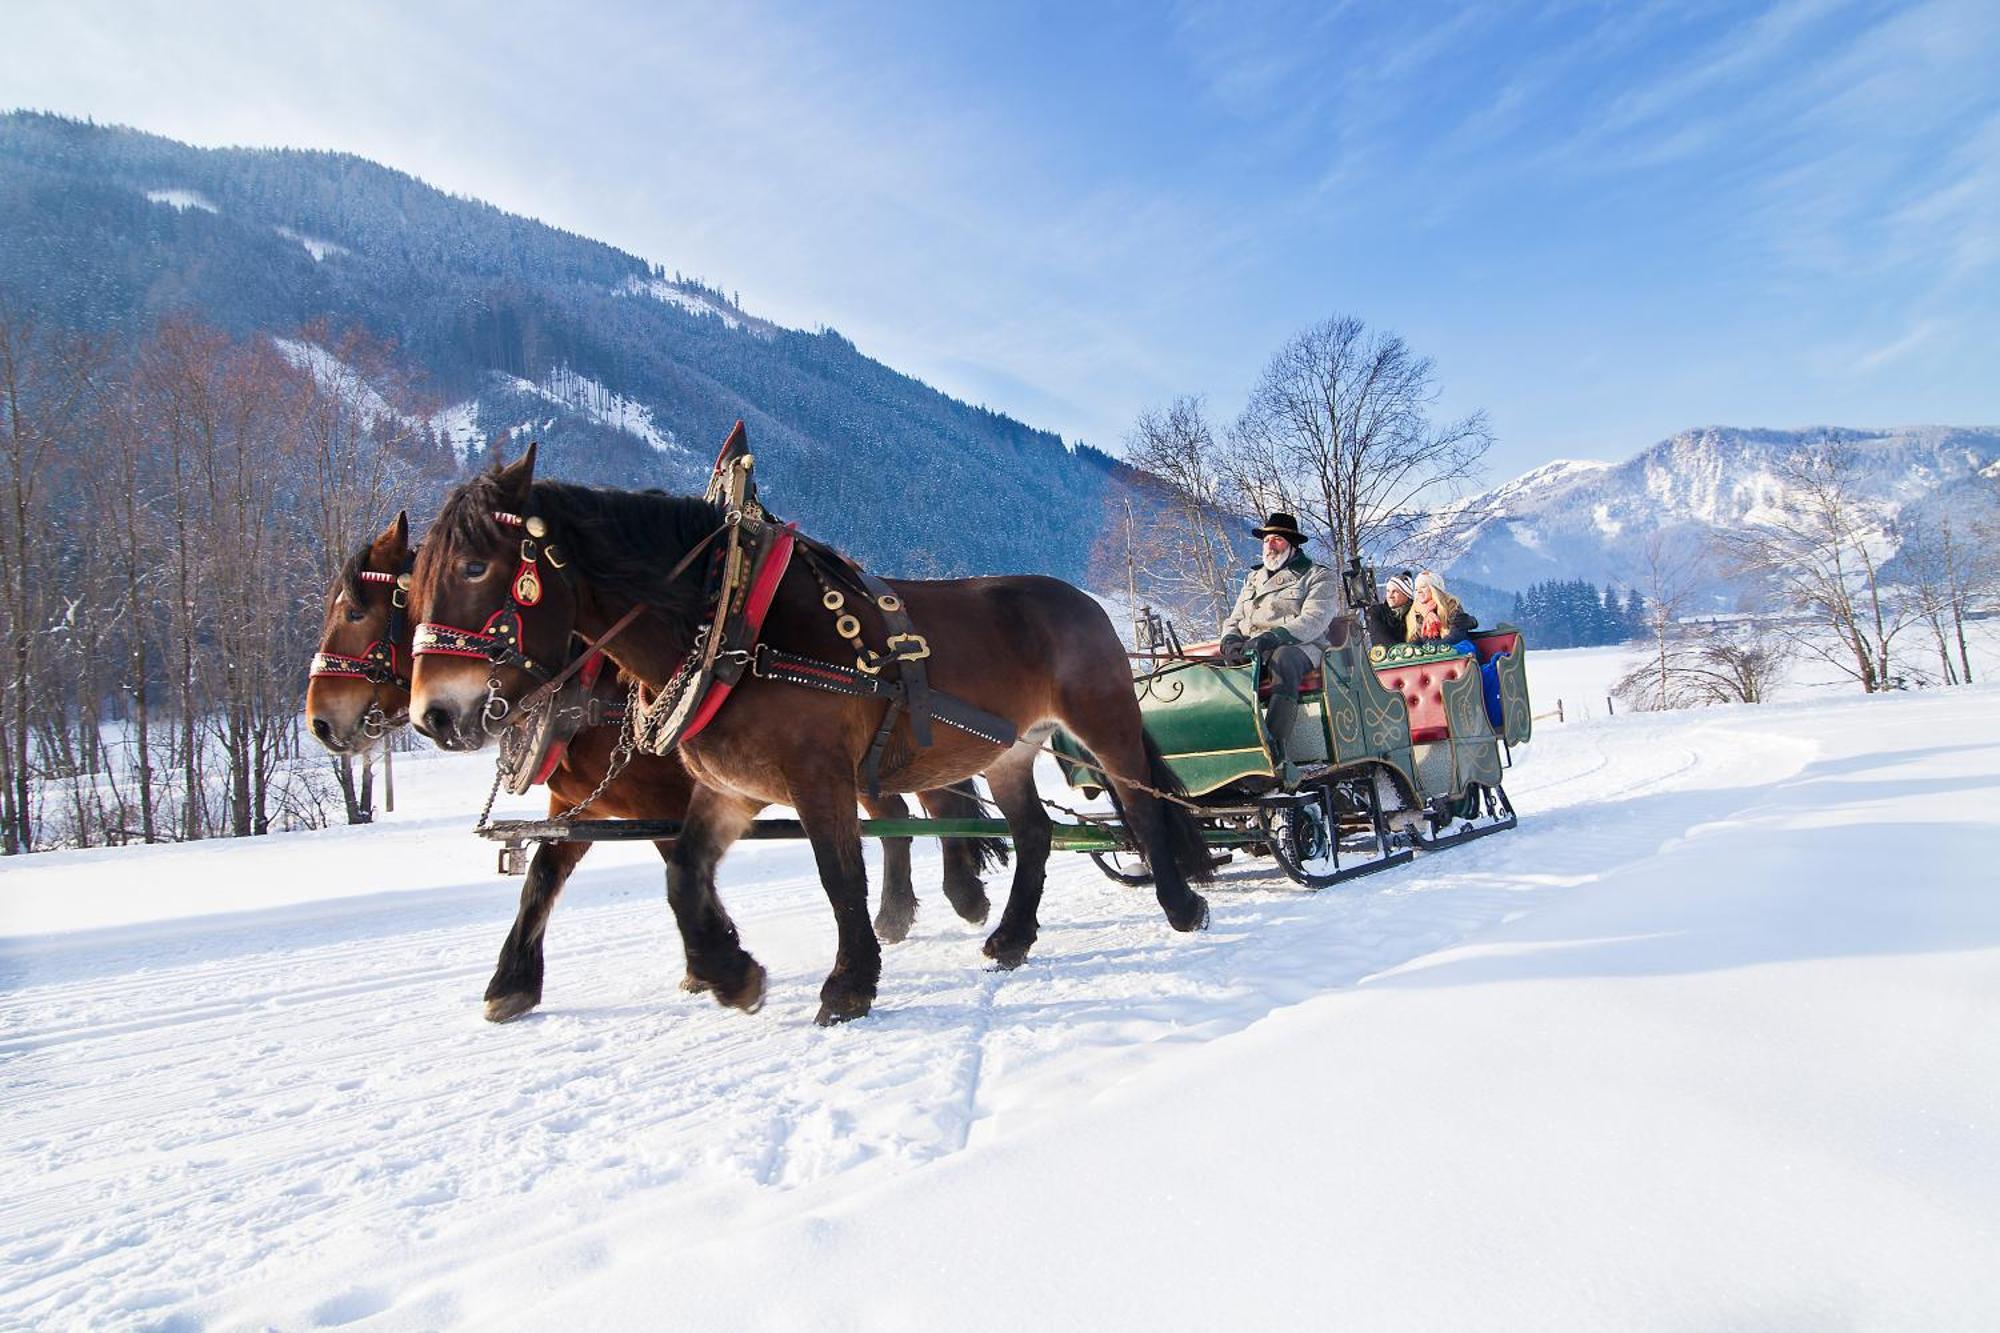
[
  {"left": 310, "top": 560, "right": 415, "bottom": 692},
  {"left": 410, "top": 510, "right": 569, "bottom": 690}
]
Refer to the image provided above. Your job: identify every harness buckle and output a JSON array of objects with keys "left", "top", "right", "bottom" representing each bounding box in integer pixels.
[{"left": 886, "top": 632, "right": 930, "bottom": 662}]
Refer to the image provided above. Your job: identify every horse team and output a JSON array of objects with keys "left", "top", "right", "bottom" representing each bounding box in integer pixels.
[{"left": 308, "top": 434, "right": 1214, "bottom": 1027}]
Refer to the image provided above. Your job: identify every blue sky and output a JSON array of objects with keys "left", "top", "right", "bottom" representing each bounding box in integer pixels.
[{"left": 7, "top": 0, "right": 1997, "bottom": 478}]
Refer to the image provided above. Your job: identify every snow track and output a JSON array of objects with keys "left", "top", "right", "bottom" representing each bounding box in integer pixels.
[{"left": 0, "top": 700, "right": 1943, "bottom": 1330}]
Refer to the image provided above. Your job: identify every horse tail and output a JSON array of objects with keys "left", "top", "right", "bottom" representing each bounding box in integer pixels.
[
  {"left": 1141, "top": 729, "right": 1215, "bottom": 884},
  {"left": 933, "top": 779, "right": 1010, "bottom": 869},
  {"left": 1099, "top": 730, "right": 1214, "bottom": 885}
]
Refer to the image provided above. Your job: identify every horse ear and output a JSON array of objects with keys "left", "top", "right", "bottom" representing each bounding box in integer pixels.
[
  {"left": 497, "top": 441, "right": 538, "bottom": 501},
  {"left": 371, "top": 511, "right": 410, "bottom": 561}
]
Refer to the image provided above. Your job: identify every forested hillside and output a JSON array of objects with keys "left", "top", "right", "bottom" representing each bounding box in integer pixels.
[{"left": 0, "top": 111, "right": 1126, "bottom": 578}]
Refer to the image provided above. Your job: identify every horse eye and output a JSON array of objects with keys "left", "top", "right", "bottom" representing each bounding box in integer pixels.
[
  {"left": 345, "top": 607, "right": 367, "bottom": 623},
  {"left": 462, "top": 560, "right": 488, "bottom": 580}
]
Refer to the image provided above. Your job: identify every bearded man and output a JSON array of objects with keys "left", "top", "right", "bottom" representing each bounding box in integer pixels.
[{"left": 1217, "top": 512, "right": 1340, "bottom": 776}]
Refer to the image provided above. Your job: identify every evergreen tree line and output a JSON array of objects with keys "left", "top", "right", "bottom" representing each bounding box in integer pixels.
[{"left": 1507, "top": 578, "right": 1644, "bottom": 649}]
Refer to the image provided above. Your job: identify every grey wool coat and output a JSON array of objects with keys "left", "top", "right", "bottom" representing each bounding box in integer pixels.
[{"left": 1220, "top": 552, "right": 1343, "bottom": 667}]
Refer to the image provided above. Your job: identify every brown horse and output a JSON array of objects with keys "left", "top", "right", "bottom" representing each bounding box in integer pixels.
[
  {"left": 408, "top": 442, "right": 1212, "bottom": 1026},
  {"left": 307, "top": 512, "right": 1005, "bottom": 1022}
]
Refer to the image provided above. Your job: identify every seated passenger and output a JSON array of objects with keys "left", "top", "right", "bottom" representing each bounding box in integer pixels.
[
  {"left": 1217, "top": 511, "right": 1339, "bottom": 779},
  {"left": 1406, "top": 571, "right": 1478, "bottom": 648},
  {"left": 1408, "top": 572, "right": 1505, "bottom": 728},
  {"left": 1366, "top": 571, "right": 1414, "bottom": 648}
]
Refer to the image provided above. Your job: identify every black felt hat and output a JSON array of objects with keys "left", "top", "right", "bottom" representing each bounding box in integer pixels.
[{"left": 1251, "top": 511, "right": 1309, "bottom": 544}]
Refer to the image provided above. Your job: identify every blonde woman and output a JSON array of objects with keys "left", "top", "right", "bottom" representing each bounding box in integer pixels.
[{"left": 1406, "top": 571, "right": 1478, "bottom": 646}]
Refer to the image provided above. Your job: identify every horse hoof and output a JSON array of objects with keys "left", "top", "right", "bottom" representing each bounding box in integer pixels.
[
  {"left": 483, "top": 992, "right": 540, "bottom": 1023},
  {"left": 951, "top": 893, "right": 992, "bottom": 927},
  {"left": 981, "top": 932, "right": 1033, "bottom": 970},
  {"left": 814, "top": 994, "right": 872, "bottom": 1026},
  {"left": 679, "top": 971, "right": 713, "bottom": 994},
  {"left": 1172, "top": 895, "right": 1211, "bottom": 934},
  {"left": 873, "top": 903, "right": 916, "bottom": 945},
  {"left": 713, "top": 960, "right": 767, "bottom": 1014}
]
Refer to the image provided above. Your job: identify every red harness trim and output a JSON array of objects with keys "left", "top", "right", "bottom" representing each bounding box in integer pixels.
[
  {"left": 527, "top": 654, "right": 607, "bottom": 787},
  {"left": 310, "top": 649, "right": 378, "bottom": 680},
  {"left": 781, "top": 659, "right": 861, "bottom": 686},
  {"left": 310, "top": 641, "right": 408, "bottom": 685},
  {"left": 676, "top": 527, "right": 796, "bottom": 746},
  {"left": 412, "top": 605, "right": 520, "bottom": 660}
]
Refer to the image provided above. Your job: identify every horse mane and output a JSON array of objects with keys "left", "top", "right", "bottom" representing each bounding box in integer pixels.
[
  {"left": 427, "top": 466, "right": 722, "bottom": 622},
  {"left": 334, "top": 542, "right": 376, "bottom": 609}
]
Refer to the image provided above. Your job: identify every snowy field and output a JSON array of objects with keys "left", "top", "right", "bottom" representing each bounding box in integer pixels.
[{"left": 5, "top": 651, "right": 2000, "bottom": 1330}]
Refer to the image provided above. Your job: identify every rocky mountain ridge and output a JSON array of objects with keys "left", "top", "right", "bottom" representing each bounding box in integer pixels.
[{"left": 1435, "top": 424, "right": 2000, "bottom": 602}]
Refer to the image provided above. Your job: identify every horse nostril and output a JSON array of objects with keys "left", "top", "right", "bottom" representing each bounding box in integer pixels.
[
  {"left": 311, "top": 718, "right": 332, "bottom": 743},
  {"left": 418, "top": 706, "right": 454, "bottom": 741}
]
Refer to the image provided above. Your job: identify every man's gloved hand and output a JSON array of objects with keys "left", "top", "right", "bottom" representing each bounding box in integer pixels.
[
  {"left": 1249, "top": 631, "right": 1284, "bottom": 658},
  {"left": 1218, "top": 633, "right": 1248, "bottom": 666}
]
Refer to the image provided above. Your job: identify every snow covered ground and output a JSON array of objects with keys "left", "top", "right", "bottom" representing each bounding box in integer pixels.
[{"left": 4, "top": 669, "right": 1998, "bottom": 1329}]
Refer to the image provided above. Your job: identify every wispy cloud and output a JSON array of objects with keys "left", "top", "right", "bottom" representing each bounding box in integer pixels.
[
  {"left": 1854, "top": 318, "right": 1943, "bottom": 371},
  {"left": 5, "top": 0, "right": 1996, "bottom": 472}
]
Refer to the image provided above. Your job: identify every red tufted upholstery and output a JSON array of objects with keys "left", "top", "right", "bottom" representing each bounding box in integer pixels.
[
  {"left": 1373, "top": 657, "right": 1468, "bottom": 742},
  {"left": 1471, "top": 631, "right": 1519, "bottom": 664}
]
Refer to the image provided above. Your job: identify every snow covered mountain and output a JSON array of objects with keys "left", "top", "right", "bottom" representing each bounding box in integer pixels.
[{"left": 1434, "top": 425, "right": 2000, "bottom": 601}]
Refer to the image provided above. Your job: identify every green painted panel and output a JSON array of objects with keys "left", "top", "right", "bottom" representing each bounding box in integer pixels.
[
  {"left": 1135, "top": 661, "right": 1274, "bottom": 795},
  {"left": 1496, "top": 642, "right": 1532, "bottom": 744},
  {"left": 1335, "top": 643, "right": 1417, "bottom": 761},
  {"left": 1051, "top": 661, "right": 1275, "bottom": 797},
  {"left": 1135, "top": 661, "right": 1260, "bottom": 751}
]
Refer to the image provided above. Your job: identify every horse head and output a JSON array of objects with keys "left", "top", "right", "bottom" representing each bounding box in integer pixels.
[
  {"left": 407, "top": 444, "right": 585, "bottom": 751},
  {"left": 306, "top": 511, "right": 415, "bottom": 754}
]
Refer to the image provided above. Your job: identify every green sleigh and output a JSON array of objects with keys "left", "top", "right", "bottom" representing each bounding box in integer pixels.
[{"left": 1053, "top": 625, "right": 1532, "bottom": 888}]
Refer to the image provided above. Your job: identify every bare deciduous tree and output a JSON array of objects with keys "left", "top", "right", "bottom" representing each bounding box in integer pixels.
[
  {"left": 1227, "top": 315, "right": 1493, "bottom": 570},
  {"left": 1719, "top": 441, "right": 1911, "bottom": 693},
  {"left": 0, "top": 307, "right": 106, "bottom": 853},
  {"left": 1636, "top": 532, "right": 1707, "bottom": 708},
  {"left": 1613, "top": 621, "right": 1794, "bottom": 711},
  {"left": 287, "top": 319, "right": 429, "bottom": 586},
  {"left": 1899, "top": 497, "right": 1999, "bottom": 686},
  {"left": 0, "top": 310, "right": 449, "bottom": 852},
  {"left": 1115, "top": 395, "right": 1245, "bottom": 631}
]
